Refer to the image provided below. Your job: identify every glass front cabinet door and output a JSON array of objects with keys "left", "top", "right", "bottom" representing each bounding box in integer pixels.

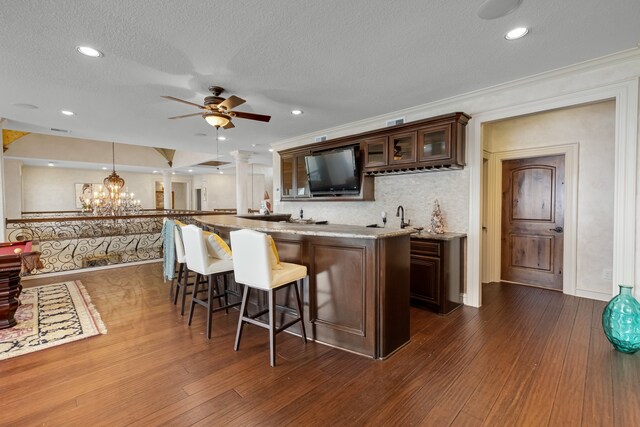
[
  {"left": 280, "top": 152, "right": 310, "bottom": 200},
  {"left": 418, "top": 124, "right": 452, "bottom": 165},
  {"left": 281, "top": 154, "right": 295, "bottom": 198},
  {"left": 295, "top": 154, "right": 310, "bottom": 197},
  {"left": 364, "top": 137, "right": 388, "bottom": 168},
  {"left": 389, "top": 132, "right": 417, "bottom": 165}
]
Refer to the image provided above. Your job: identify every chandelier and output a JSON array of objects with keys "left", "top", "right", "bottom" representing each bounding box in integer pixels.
[{"left": 89, "top": 143, "right": 141, "bottom": 216}]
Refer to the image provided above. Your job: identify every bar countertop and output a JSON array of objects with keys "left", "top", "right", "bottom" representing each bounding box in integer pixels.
[{"left": 195, "top": 215, "right": 414, "bottom": 240}]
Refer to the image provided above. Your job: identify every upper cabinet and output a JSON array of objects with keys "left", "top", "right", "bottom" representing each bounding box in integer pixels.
[
  {"left": 417, "top": 123, "right": 453, "bottom": 165},
  {"left": 277, "top": 112, "right": 470, "bottom": 201},
  {"left": 389, "top": 131, "right": 417, "bottom": 165},
  {"left": 363, "top": 113, "right": 469, "bottom": 174},
  {"left": 280, "top": 151, "right": 310, "bottom": 199},
  {"left": 363, "top": 137, "right": 388, "bottom": 168}
]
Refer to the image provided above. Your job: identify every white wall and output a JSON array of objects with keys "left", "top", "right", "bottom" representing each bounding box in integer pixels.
[
  {"left": 172, "top": 182, "right": 188, "bottom": 210},
  {"left": 484, "top": 100, "right": 615, "bottom": 297},
  {"left": 198, "top": 171, "right": 268, "bottom": 212},
  {"left": 201, "top": 174, "right": 237, "bottom": 210},
  {"left": 20, "top": 166, "right": 192, "bottom": 213},
  {"left": 4, "top": 159, "right": 22, "bottom": 218}
]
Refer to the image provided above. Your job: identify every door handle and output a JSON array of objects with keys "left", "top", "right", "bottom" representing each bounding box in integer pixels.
[{"left": 549, "top": 226, "right": 564, "bottom": 233}]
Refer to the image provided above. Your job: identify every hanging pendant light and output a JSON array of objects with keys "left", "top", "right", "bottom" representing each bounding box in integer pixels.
[{"left": 89, "top": 142, "right": 141, "bottom": 216}]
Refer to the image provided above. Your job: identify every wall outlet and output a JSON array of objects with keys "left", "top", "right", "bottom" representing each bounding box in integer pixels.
[{"left": 602, "top": 268, "right": 613, "bottom": 280}]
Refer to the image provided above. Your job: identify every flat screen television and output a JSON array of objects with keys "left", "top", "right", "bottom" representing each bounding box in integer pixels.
[{"left": 304, "top": 146, "right": 361, "bottom": 196}]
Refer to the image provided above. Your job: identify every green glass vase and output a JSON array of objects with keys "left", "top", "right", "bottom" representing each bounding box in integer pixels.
[{"left": 602, "top": 285, "right": 640, "bottom": 354}]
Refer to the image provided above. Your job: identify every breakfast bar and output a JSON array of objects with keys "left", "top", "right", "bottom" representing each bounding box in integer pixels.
[{"left": 197, "top": 215, "right": 413, "bottom": 359}]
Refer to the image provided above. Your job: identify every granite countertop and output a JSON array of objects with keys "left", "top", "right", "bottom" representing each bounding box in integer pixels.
[
  {"left": 410, "top": 231, "right": 467, "bottom": 241},
  {"left": 195, "top": 215, "right": 414, "bottom": 240}
]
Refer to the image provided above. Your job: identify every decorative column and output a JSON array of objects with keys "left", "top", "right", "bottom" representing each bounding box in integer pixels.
[
  {"left": 162, "top": 170, "right": 172, "bottom": 210},
  {"left": 230, "top": 150, "right": 252, "bottom": 215}
]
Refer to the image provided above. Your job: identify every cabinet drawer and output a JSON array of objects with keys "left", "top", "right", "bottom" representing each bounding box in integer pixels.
[{"left": 410, "top": 239, "right": 441, "bottom": 257}]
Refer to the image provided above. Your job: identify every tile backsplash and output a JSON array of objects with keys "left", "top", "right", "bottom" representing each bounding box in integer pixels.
[{"left": 275, "top": 169, "right": 469, "bottom": 232}]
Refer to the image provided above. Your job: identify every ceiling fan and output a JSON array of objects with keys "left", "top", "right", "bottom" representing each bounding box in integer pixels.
[{"left": 162, "top": 86, "right": 271, "bottom": 129}]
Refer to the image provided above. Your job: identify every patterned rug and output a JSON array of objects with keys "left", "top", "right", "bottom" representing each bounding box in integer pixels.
[{"left": 0, "top": 280, "right": 107, "bottom": 360}]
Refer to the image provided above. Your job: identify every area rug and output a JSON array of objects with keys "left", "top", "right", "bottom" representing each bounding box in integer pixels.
[{"left": 0, "top": 280, "right": 107, "bottom": 360}]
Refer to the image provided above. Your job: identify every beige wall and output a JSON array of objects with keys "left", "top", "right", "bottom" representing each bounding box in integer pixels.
[
  {"left": 4, "top": 159, "right": 23, "bottom": 218},
  {"left": 20, "top": 166, "right": 192, "bottom": 213},
  {"left": 198, "top": 172, "right": 268, "bottom": 212},
  {"left": 483, "top": 100, "right": 615, "bottom": 296}
]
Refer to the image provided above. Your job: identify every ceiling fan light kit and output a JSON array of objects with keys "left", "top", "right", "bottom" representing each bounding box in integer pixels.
[{"left": 204, "top": 112, "right": 231, "bottom": 128}]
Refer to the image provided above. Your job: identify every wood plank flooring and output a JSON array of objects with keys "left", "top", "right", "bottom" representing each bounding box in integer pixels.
[{"left": 1, "top": 263, "right": 638, "bottom": 426}]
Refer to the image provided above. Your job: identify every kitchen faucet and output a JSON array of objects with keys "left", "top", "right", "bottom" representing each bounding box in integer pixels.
[{"left": 396, "top": 205, "right": 410, "bottom": 229}]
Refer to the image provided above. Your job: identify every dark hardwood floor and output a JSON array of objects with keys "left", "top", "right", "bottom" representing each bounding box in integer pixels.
[{"left": 2, "top": 263, "right": 638, "bottom": 426}]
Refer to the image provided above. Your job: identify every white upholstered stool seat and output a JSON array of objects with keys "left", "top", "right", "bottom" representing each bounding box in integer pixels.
[
  {"left": 230, "top": 229, "right": 307, "bottom": 367},
  {"left": 181, "top": 224, "right": 240, "bottom": 339}
]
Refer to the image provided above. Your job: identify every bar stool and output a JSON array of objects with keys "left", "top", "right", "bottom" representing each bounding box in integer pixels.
[
  {"left": 171, "top": 221, "right": 195, "bottom": 315},
  {"left": 181, "top": 225, "right": 239, "bottom": 339},
  {"left": 230, "top": 229, "right": 307, "bottom": 367}
]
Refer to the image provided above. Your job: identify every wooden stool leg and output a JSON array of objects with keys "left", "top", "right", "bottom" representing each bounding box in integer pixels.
[
  {"left": 169, "top": 261, "right": 180, "bottom": 298},
  {"left": 188, "top": 273, "right": 200, "bottom": 325},
  {"left": 269, "top": 289, "right": 277, "bottom": 367},
  {"left": 293, "top": 279, "right": 307, "bottom": 343},
  {"left": 206, "top": 275, "right": 214, "bottom": 339},
  {"left": 180, "top": 269, "right": 191, "bottom": 316},
  {"left": 234, "top": 286, "right": 250, "bottom": 351},
  {"left": 173, "top": 266, "right": 182, "bottom": 305},
  {"left": 223, "top": 274, "right": 229, "bottom": 314}
]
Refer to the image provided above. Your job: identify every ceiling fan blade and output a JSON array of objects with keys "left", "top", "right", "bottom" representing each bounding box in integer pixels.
[
  {"left": 161, "top": 96, "right": 205, "bottom": 109},
  {"left": 233, "top": 111, "right": 271, "bottom": 122},
  {"left": 168, "top": 112, "right": 203, "bottom": 120},
  {"left": 219, "top": 95, "right": 246, "bottom": 111},
  {"left": 223, "top": 121, "right": 235, "bottom": 129}
]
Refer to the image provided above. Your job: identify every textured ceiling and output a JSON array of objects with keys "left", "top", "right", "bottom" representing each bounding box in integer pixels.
[{"left": 0, "top": 0, "right": 638, "bottom": 165}]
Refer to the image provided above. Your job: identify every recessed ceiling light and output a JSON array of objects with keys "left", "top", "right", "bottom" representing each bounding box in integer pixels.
[
  {"left": 47, "top": 162, "right": 55, "bottom": 167},
  {"left": 61, "top": 110, "right": 75, "bottom": 116},
  {"left": 505, "top": 27, "right": 529, "bottom": 40},
  {"left": 101, "top": 166, "right": 108, "bottom": 170},
  {"left": 219, "top": 171, "right": 224, "bottom": 174},
  {"left": 188, "top": 169, "right": 193, "bottom": 172},
  {"left": 13, "top": 103, "right": 38, "bottom": 110},
  {"left": 152, "top": 170, "right": 158, "bottom": 173},
  {"left": 217, "top": 136, "right": 227, "bottom": 141},
  {"left": 251, "top": 144, "right": 257, "bottom": 147},
  {"left": 291, "top": 109, "right": 304, "bottom": 116},
  {"left": 171, "top": 171, "right": 176, "bottom": 175},
  {"left": 268, "top": 148, "right": 274, "bottom": 152},
  {"left": 76, "top": 46, "right": 103, "bottom": 58}
]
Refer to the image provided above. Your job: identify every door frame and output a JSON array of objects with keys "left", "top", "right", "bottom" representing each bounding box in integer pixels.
[
  {"left": 467, "top": 80, "right": 638, "bottom": 307},
  {"left": 486, "top": 145, "right": 578, "bottom": 295}
]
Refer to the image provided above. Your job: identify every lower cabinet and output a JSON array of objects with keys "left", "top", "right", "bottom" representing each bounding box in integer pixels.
[{"left": 410, "top": 236, "right": 464, "bottom": 314}]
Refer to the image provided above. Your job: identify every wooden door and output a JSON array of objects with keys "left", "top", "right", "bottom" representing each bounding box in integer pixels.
[{"left": 501, "top": 155, "right": 564, "bottom": 290}]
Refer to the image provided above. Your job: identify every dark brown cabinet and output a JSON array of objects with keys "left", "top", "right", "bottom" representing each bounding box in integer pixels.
[
  {"left": 389, "top": 131, "right": 417, "bottom": 165},
  {"left": 362, "top": 112, "right": 470, "bottom": 174},
  {"left": 280, "top": 152, "right": 310, "bottom": 199},
  {"left": 417, "top": 123, "right": 452, "bottom": 165},
  {"left": 278, "top": 112, "right": 470, "bottom": 201},
  {"left": 410, "top": 236, "right": 464, "bottom": 314},
  {"left": 364, "top": 137, "right": 388, "bottom": 168}
]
